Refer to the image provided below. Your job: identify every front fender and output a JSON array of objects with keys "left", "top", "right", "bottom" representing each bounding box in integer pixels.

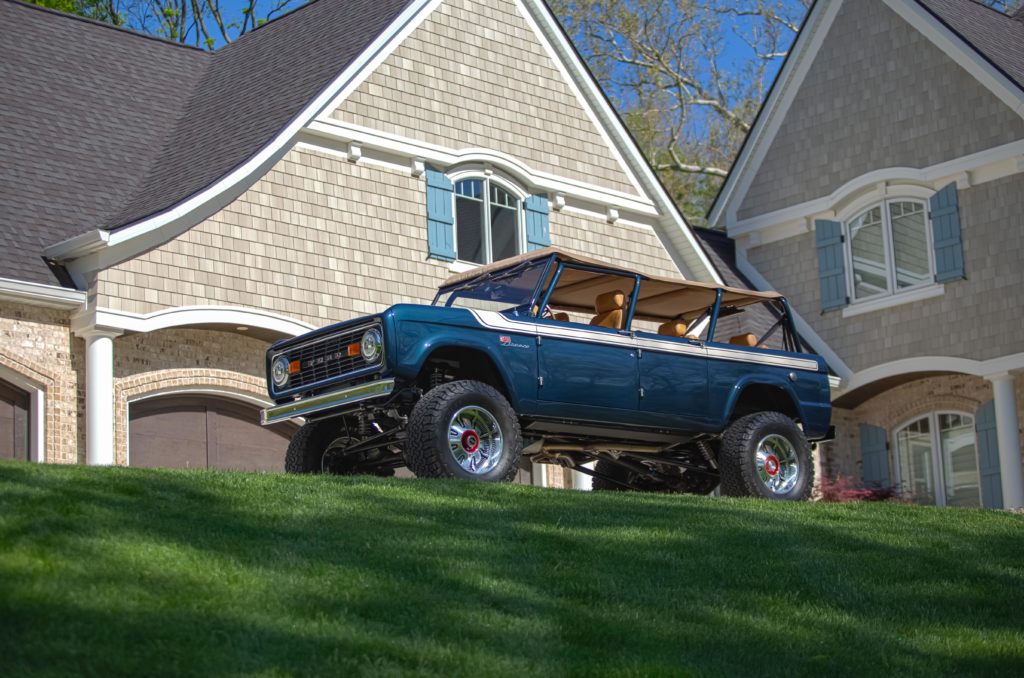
[{"left": 392, "top": 320, "right": 535, "bottom": 409}]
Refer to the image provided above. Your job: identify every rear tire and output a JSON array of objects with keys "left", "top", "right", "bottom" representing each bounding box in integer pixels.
[
  {"left": 404, "top": 380, "right": 522, "bottom": 481},
  {"left": 719, "top": 411, "right": 812, "bottom": 500}
]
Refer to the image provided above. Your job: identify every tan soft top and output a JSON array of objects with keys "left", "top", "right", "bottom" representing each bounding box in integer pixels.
[{"left": 440, "top": 247, "right": 782, "bottom": 322}]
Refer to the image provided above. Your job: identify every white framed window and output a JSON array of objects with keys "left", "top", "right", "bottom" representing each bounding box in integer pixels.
[
  {"left": 893, "top": 411, "right": 981, "bottom": 507},
  {"left": 845, "top": 199, "right": 933, "bottom": 302},
  {"left": 454, "top": 178, "right": 523, "bottom": 265}
]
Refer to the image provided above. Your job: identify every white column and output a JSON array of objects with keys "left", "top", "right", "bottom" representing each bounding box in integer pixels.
[
  {"left": 987, "top": 372, "right": 1024, "bottom": 510},
  {"left": 83, "top": 329, "right": 120, "bottom": 466}
]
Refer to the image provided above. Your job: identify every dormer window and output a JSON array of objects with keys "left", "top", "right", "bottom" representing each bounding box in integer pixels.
[
  {"left": 454, "top": 178, "right": 522, "bottom": 265},
  {"left": 847, "top": 199, "right": 931, "bottom": 301}
]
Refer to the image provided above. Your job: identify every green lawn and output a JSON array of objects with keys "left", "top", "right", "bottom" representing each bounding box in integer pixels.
[{"left": 1, "top": 462, "right": 1022, "bottom": 677}]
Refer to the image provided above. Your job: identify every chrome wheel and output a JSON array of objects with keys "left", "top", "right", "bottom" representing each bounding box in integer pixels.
[
  {"left": 755, "top": 433, "right": 800, "bottom": 494},
  {"left": 448, "top": 405, "right": 504, "bottom": 475}
]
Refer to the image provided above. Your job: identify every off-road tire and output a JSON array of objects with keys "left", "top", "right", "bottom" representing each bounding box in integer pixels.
[
  {"left": 404, "top": 380, "right": 522, "bottom": 481},
  {"left": 284, "top": 420, "right": 337, "bottom": 473},
  {"left": 591, "top": 459, "right": 718, "bottom": 494},
  {"left": 719, "top": 411, "right": 813, "bottom": 500}
]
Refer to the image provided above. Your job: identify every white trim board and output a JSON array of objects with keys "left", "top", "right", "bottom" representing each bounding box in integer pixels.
[
  {"left": 730, "top": 140, "right": 1024, "bottom": 242},
  {"left": 709, "top": 0, "right": 1024, "bottom": 230},
  {"left": 43, "top": 0, "right": 720, "bottom": 290},
  {"left": 72, "top": 305, "right": 316, "bottom": 338},
  {"left": 300, "top": 123, "right": 660, "bottom": 216},
  {"left": 838, "top": 353, "right": 1024, "bottom": 398}
]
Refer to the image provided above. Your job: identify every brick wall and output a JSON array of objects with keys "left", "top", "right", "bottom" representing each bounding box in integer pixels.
[
  {"left": 738, "top": 0, "right": 1024, "bottom": 220},
  {"left": 0, "top": 301, "right": 79, "bottom": 463},
  {"left": 331, "top": 0, "right": 640, "bottom": 197},
  {"left": 746, "top": 173, "right": 1024, "bottom": 372}
]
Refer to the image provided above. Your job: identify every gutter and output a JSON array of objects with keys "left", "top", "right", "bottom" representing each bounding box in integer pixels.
[{"left": 0, "top": 277, "right": 87, "bottom": 310}]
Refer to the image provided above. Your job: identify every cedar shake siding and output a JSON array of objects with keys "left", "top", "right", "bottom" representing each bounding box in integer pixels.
[
  {"left": 737, "top": 0, "right": 1024, "bottom": 221},
  {"left": 97, "top": 146, "right": 680, "bottom": 325},
  {"left": 331, "top": 0, "right": 641, "bottom": 197}
]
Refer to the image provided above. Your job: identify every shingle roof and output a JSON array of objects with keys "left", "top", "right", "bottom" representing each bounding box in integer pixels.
[
  {"left": 916, "top": 0, "right": 1024, "bottom": 91},
  {"left": 0, "top": 1, "right": 207, "bottom": 284},
  {"left": 1, "top": 0, "right": 413, "bottom": 285}
]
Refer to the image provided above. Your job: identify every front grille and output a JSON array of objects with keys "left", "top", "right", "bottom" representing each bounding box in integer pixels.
[{"left": 281, "top": 323, "right": 379, "bottom": 391}]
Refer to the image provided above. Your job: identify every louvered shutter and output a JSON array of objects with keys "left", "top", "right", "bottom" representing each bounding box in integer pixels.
[
  {"left": 425, "top": 167, "right": 456, "bottom": 261},
  {"left": 860, "top": 423, "right": 890, "bottom": 488},
  {"left": 815, "top": 219, "right": 848, "bottom": 311},
  {"left": 976, "top": 400, "right": 1003, "bottom": 509},
  {"left": 524, "top": 194, "right": 551, "bottom": 251},
  {"left": 929, "top": 183, "right": 965, "bottom": 282}
]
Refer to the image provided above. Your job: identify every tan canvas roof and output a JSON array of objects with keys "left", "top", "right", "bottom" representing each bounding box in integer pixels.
[{"left": 441, "top": 247, "right": 781, "bottom": 322}]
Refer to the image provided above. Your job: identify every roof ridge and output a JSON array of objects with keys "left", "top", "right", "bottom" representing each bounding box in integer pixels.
[{"left": 4, "top": 0, "right": 209, "bottom": 52}]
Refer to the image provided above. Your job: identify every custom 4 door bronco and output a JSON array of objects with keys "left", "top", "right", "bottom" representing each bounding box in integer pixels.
[{"left": 262, "top": 248, "right": 832, "bottom": 500}]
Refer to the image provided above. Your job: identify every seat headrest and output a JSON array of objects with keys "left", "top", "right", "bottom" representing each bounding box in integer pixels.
[
  {"left": 657, "top": 321, "right": 688, "bottom": 337},
  {"left": 729, "top": 333, "right": 757, "bottom": 347},
  {"left": 595, "top": 290, "right": 627, "bottom": 313}
]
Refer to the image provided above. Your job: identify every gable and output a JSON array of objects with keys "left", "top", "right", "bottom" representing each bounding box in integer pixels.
[
  {"left": 736, "top": 0, "right": 1024, "bottom": 221},
  {"left": 329, "top": 0, "right": 643, "bottom": 197}
]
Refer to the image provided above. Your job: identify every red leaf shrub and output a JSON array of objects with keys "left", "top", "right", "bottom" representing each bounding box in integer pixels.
[{"left": 816, "top": 475, "right": 902, "bottom": 503}]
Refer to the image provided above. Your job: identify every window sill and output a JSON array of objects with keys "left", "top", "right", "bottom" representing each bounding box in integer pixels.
[
  {"left": 448, "top": 260, "right": 480, "bottom": 274},
  {"left": 841, "top": 283, "right": 944, "bottom": 318}
]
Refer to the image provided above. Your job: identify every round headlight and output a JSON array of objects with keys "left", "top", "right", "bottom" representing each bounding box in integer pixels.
[
  {"left": 360, "top": 328, "right": 383, "bottom": 363},
  {"left": 271, "top": 355, "right": 290, "bottom": 387}
]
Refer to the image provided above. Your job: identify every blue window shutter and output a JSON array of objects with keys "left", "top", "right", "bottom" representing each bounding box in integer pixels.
[
  {"left": 524, "top": 194, "right": 551, "bottom": 251},
  {"left": 976, "top": 400, "right": 1003, "bottom": 509},
  {"left": 860, "top": 423, "right": 890, "bottom": 488},
  {"left": 815, "top": 219, "right": 848, "bottom": 311},
  {"left": 929, "top": 183, "right": 965, "bottom": 282},
  {"left": 425, "top": 167, "right": 456, "bottom": 261}
]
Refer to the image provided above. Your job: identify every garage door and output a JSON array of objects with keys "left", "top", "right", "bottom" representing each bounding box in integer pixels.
[
  {"left": 1, "top": 379, "right": 30, "bottom": 461},
  {"left": 129, "top": 396, "right": 297, "bottom": 471}
]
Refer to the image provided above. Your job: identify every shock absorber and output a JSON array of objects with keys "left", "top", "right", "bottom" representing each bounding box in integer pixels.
[
  {"left": 429, "top": 368, "right": 444, "bottom": 390},
  {"left": 357, "top": 410, "right": 371, "bottom": 439}
]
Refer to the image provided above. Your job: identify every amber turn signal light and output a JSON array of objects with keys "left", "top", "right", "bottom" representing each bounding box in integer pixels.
[
  {"left": 347, "top": 343, "right": 361, "bottom": 357},
  {"left": 288, "top": 360, "right": 301, "bottom": 374}
]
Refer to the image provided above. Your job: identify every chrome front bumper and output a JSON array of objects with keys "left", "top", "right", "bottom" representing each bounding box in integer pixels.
[{"left": 260, "top": 378, "right": 396, "bottom": 426}]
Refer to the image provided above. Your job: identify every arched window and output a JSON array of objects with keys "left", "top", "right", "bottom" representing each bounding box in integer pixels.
[
  {"left": 894, "top": 411, "right": 980, "bottom": 507},
  {"left": 846, "top": 199, "right": 932, "bottom": 301},
  {"left": 454, "top": 178, "right": 522, "bottom": 264}
]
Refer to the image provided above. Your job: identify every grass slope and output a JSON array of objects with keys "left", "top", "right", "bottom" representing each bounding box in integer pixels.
[{"left": 1, "top": 461, "right": 1023, "bottom": 677}]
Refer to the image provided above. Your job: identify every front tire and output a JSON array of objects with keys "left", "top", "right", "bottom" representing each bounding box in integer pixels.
[
  {"left": 719, "top": 412, "right": 812, "bottom": 500},
  {"left": 285, "top": 420, "right": 393, "bottom": 475},
  {"left": 404, "top": 380, "right": 522, "bottom": 481}
]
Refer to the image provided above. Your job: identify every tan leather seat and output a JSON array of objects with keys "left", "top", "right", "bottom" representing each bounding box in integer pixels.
[
  {"left": 729, "top": 333, "right": 758, "bottom": 347},
  {"left": 552, "top": 312, "right": 570, "bottom": 322},
  {"left": 590, "top": 290, "right": 626, "bottom": 329}
]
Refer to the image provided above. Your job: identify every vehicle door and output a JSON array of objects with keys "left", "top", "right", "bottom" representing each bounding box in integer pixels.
[
  {"left": 634, "top": 328, "right": 709, "bottom": 429},
  {"left": 534, "top": 269, "right": 640, "bottom": 420}
]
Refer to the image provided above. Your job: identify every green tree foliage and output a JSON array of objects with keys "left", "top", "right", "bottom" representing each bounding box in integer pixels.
[
  {"left": 551, "top": 0, "right": 809, "bottom": 224},
  {"left": 26, "top": 0, "right": 124, "bottom": 24}
]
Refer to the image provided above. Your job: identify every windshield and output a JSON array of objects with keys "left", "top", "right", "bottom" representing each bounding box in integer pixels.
[{"left": 433, "top": 260, "right": 548, "bottom": 313}]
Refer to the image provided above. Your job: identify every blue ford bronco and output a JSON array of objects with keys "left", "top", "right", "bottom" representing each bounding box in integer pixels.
[{"left": 262, "top": 247, "right": 832, "bottom": 500}]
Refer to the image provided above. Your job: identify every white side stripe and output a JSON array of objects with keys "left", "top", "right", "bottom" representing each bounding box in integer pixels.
[{"left": 469, "top": 310, "right": 820, "bottom": 372}]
